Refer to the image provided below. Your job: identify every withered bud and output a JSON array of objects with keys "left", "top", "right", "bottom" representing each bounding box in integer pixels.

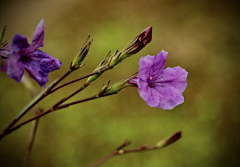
[
  {"left": 125, "top": 25, "right": 152, "bottom": 55},
  {"left": 156, "top": 131, "right": 182, "bottom": 148},
  {"left": 115, "top": 25, "right": 152, "bottom": 64}
]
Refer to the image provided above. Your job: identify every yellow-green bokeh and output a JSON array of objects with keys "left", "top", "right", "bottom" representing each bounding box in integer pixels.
[{"left": 0, "top": 0, "right": 240, "bottom": 166}]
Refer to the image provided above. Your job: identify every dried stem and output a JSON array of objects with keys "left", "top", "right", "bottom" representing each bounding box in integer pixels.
[{"left": 91, "top": 131, "right": 182, "bottom": 167}]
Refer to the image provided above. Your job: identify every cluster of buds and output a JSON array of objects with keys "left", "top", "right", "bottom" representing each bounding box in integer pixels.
[{"left": 87, "top": 26, "right": 152, "bottom": 82}]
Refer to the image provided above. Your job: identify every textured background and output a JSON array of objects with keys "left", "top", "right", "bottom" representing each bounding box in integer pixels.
[{"left": 0, "top": 0, "right": 240, "bottom": 166}]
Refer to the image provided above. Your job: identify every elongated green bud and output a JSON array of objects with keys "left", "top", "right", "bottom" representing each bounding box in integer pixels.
[
  {"left": 0, "top": 25, "right": 7, "bottom": 44},
  {"left": 71, "top": 36, "right": 92, "bottom": 70},
  {"left": 103, "top": 74, "right": 137, "bottom": 95}
]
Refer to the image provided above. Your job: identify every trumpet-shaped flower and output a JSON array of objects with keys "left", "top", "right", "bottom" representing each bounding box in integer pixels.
[
  {"left": 7, "top": 18, "right": 62, "bottom": 87},
  {"left": 130, "top": 50, "right": 188, "bottom": 110}
]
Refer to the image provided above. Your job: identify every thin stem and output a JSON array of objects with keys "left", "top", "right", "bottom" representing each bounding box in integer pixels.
[
  {"left": 22, "top": 115, "right": 40, "bottom": 167},
  {"left": 22, "top": 97, "right": 41, "bottom": 167},
  {"left": 0, "top": 70, "right": 72, "bottom": 140},
  {"left": 91, "top": 152, "right": 117, "bottom": 167},
  {"left": 0, "top": 94, "right": 46, "bottom": 138},
  {"left": 91, "top": 141, "right": 130, "bottom": 167},
  {"left": 52, "top": 81, "right": 91, "bottom": 108},
  {"left": 47, "top": 70, "right": 72, "bottom": 93},
  {"left": 91, "top": 131, "right": 182, "bottom": 167},
  {"left": 49, "top": 71, "right": 98, "bottom": 94},
  {"left": 3, "top": 93, "right": 113, "bottom": 137},
  {"left": 0, "top": 67, "right": 109, "bottom": 140}
]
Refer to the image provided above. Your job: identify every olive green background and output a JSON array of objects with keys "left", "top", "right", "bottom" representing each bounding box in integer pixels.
[{"left": 0, "top": 0, "right": 240, "bottom": 166}]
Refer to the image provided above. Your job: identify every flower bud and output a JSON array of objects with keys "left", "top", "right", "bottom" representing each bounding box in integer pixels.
[
  {"left": 0, "top": 26, "right": 11, "bottom": 59},
  {"left": 103, "top": 74, "right": 137, "bottom": 95},
  {"left": 109, "top": 26, "right": 152, "bottom": 67},
  {"left": 0, "top": 25, "right": 7, "bottom": 44},
  {"left": 71, "top": 36, "right": 92, "bottom": 70},
  {"left": 156, "top": 131, "right": 182, "bottom": 148},
  {"left": 121, "top": 26, "right": 152, "bottom": 60},
  {"left": 87, "top": 73, "right": 101, "bottom": 83}
]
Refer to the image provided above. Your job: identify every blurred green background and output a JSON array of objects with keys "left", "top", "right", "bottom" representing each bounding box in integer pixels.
[{"left": 0, "top": 0, "right": 240, "bottom": 166}]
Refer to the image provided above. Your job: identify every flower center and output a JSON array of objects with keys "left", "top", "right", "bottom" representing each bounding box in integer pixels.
[{"left": 147, "top": 76, "right": 155, "bottom": 88}]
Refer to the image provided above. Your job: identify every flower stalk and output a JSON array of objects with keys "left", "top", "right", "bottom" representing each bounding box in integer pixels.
[{"left": 91, "top": 131, "right": 182, "bottom": 167}]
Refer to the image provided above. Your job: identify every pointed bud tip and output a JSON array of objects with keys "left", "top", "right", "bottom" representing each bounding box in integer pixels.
[
  {"left": 139, "top": 25, "right": 152, "bottom": 44},
  {"left": 145, "top": 25, "right": 152, "bottom": 32},
  {"left": 156, "top": 131, "right": 182, "bottom": 148}
]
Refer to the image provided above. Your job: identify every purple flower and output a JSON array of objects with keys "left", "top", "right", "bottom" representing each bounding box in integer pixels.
[
  {"left": 7, "top": 18, "right": 62, "bottom": 87},
  {"left": 131, "top": 50, "right": 188, "bottom": 110}
]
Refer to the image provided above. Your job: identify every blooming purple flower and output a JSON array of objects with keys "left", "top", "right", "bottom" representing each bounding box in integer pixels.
[
  {"left": 130, "top": 50, "right": 188, "bottom": 110},
  {"left": 6, "top": 18, "right": 62, "bottom": 87}
]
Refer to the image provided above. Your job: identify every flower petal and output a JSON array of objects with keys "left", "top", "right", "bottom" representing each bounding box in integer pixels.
[
  {"left": 7, "top": 51, "right": 24, "bottom": 82},
  {"left": 154, "top": 85, "right": 184, "bottom": 110},
  {"left": 30, "top": 50, "right": 62, "bottom": 72},
  {"left": 138, "top": 55, "right": 154, "bottom": 80},
  {"left": 138, "top": 78, "right": 159, "bottom": 107},
  {"left": 23, "top": 50, "right": 62, "bottom": 87},
  {"left": 12, "top": 34, "right": 29, "bottom": 52},
  {"left": 151, "top": 50, "right": 168, "bottom": 80},
  {"left": 153, "top": 66, "right": 188, "bottom": 93},
  {"left": 26, "top": 18, "right": 44, "bottom": 53}
]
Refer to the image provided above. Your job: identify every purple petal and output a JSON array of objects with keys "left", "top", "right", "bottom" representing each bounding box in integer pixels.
[
  {"left": 12, "top": 34, "right": 29, "bottom": 52},
  {"left": 26, "top": 18, "right": 44, "bottom": 53},
  {"left": 138, "top": 78, "right": 159, "bottom": 107},
  {"left": 138, "top": 55, "right": 154, "bottom": 80},
  {"left": 23, "top": 50, "right": 62, "bottom": 87},
  {"left": 25, "top": 64, "right": 49, "bottom": 87},
  {"left": 153, "top": 66, "right": 188, "bottom": 93},
  {"left": 30, "top": 50, "right": 62, "bottom": 72},
  {"left": 151, "top": 50, "right": 168, "bottom": 80},
  {"left": 153, "top": 86, "right": 184, "bottom": 110},
  {"left": 7, "top": 51, "right": 24, "bottom": 82}
]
